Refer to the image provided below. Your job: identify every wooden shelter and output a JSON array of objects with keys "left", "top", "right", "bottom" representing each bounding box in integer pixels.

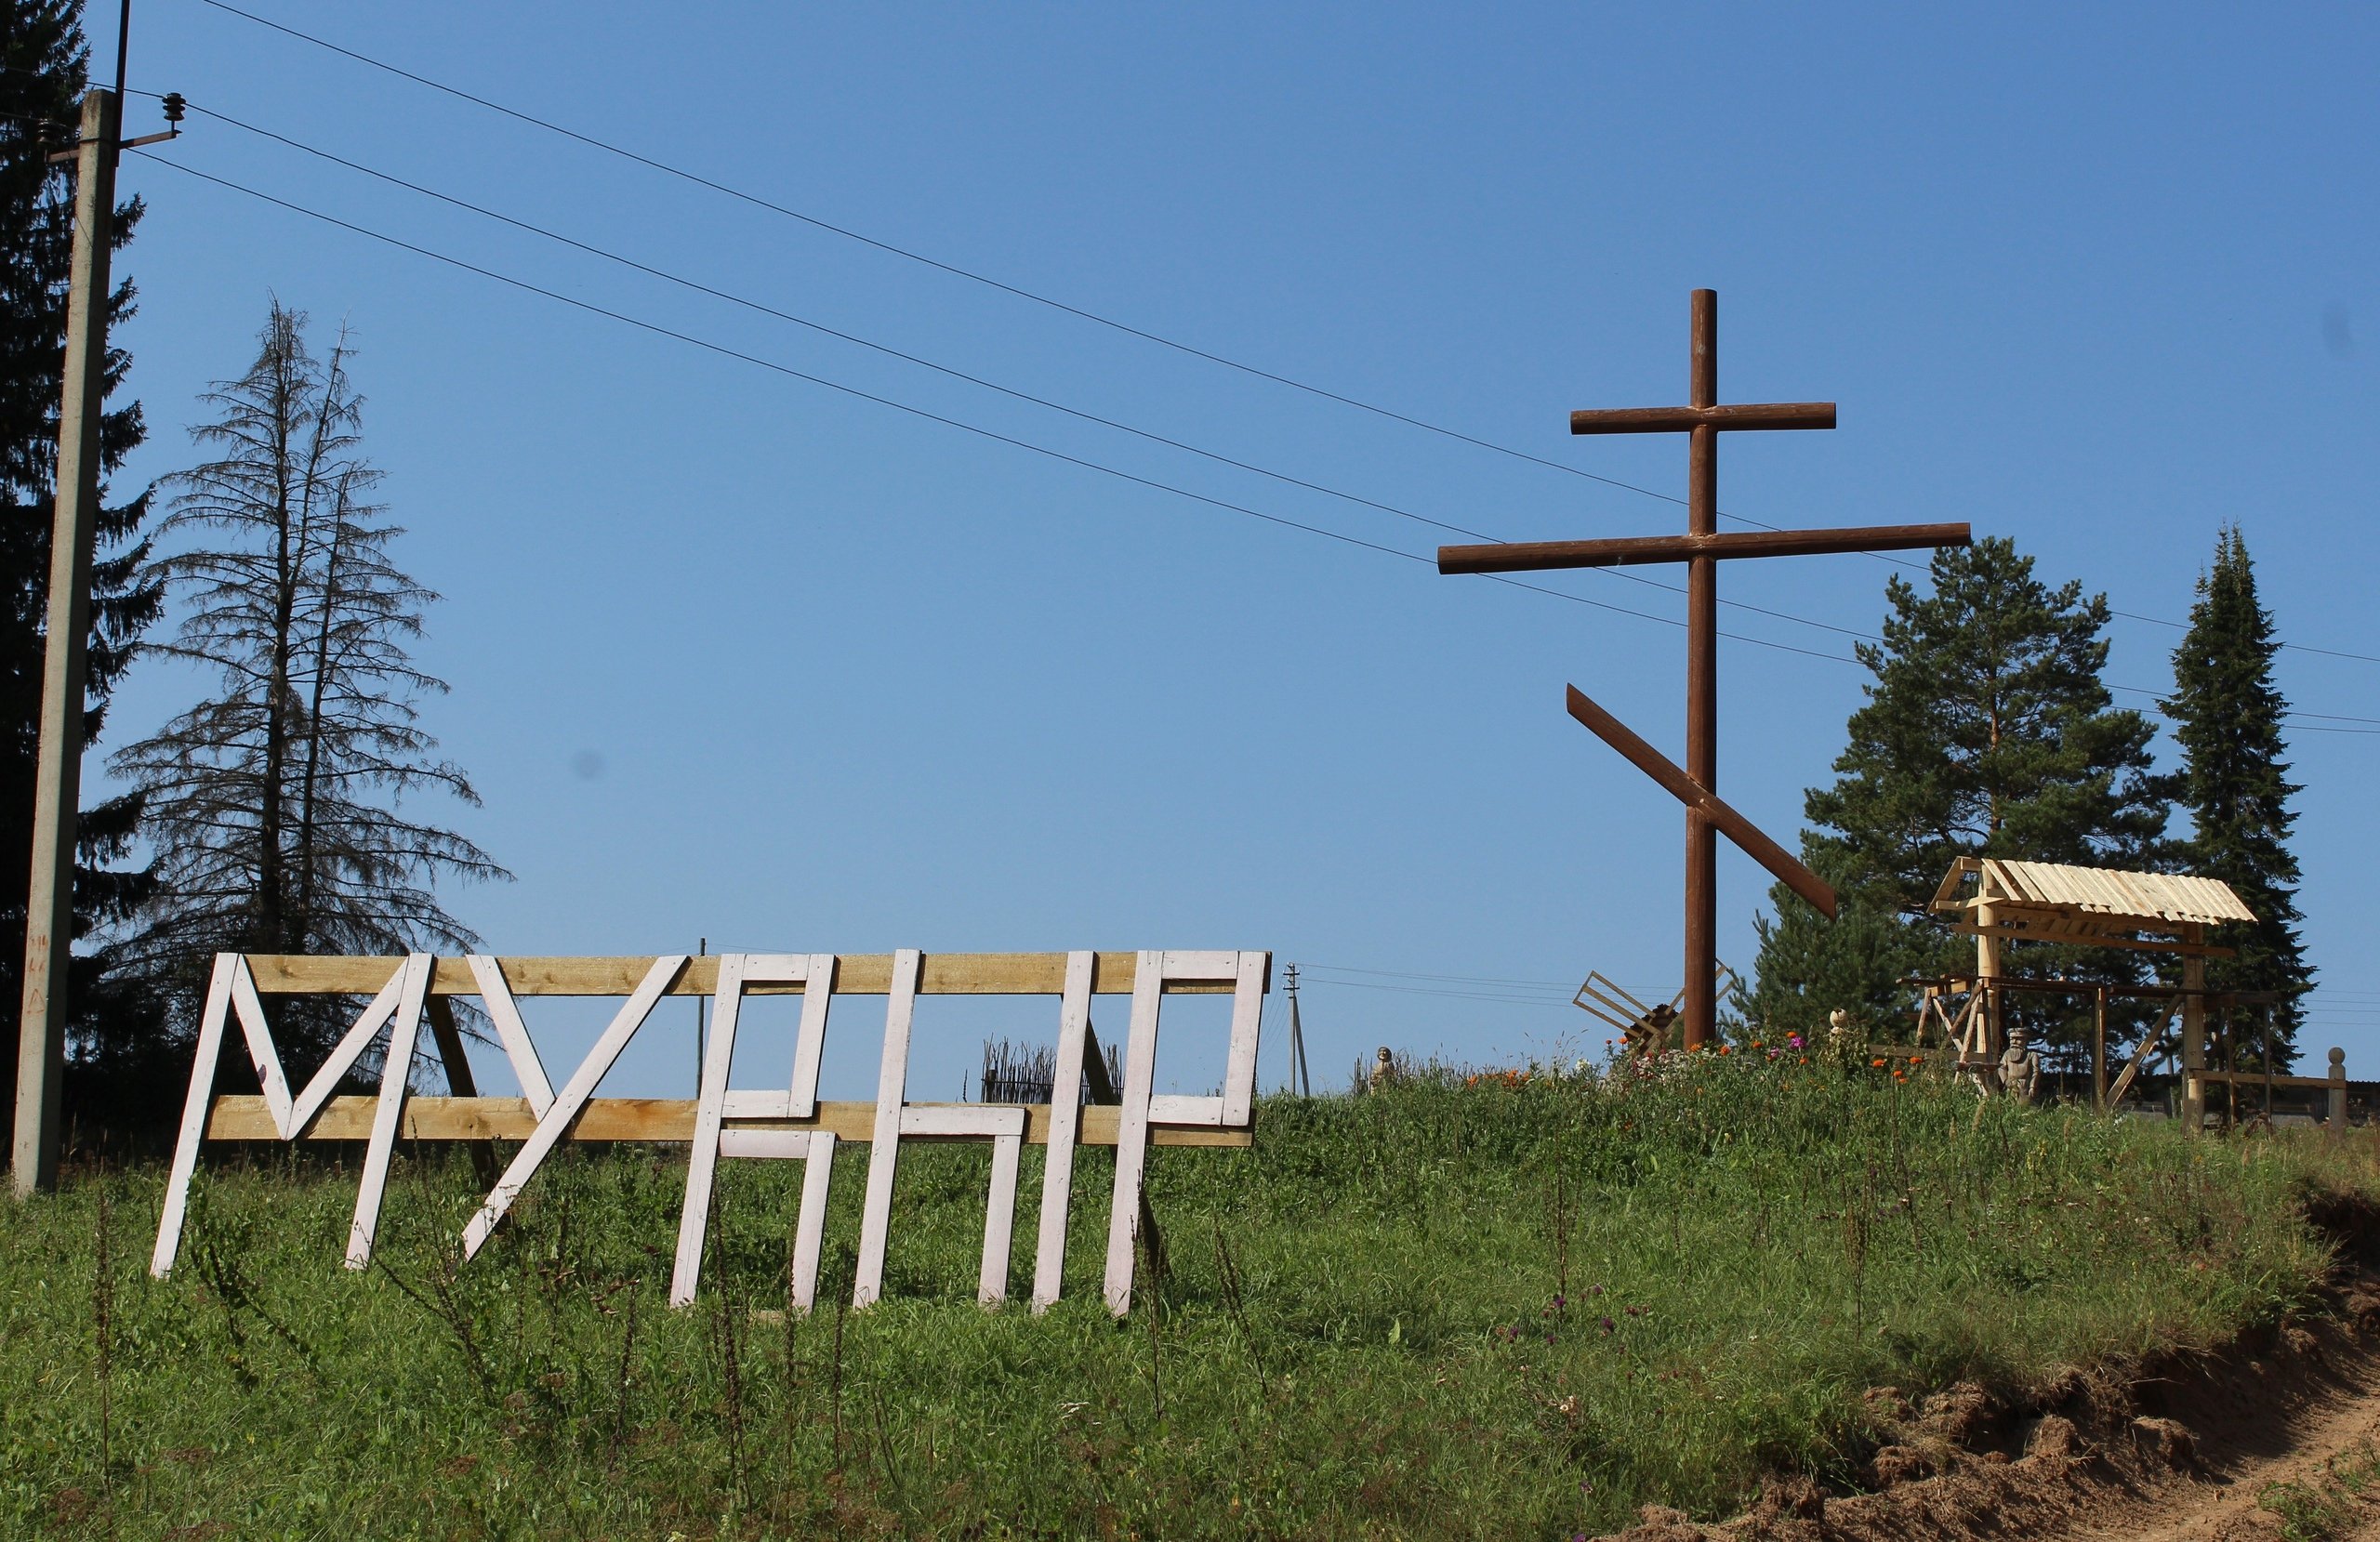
[{"left": 1923, "top": 857, "right": 2255, "bottom": 1125}]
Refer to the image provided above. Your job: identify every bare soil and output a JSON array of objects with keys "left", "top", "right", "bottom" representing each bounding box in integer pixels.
[{"left": 1603, "top": 1198, "right": 2380, "bottom": 1542}]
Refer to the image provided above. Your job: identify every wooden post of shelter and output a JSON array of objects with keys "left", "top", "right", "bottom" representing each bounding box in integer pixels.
[
  {"left": 2180, "top": 924, "right": 2207, "bottom": 1130},
  {"left": 2092, "top": 985, "right": 2108, "bottom": 1113},
  {"left": 1437, "top": 290, "right": 1969, "bottom": 1048}
]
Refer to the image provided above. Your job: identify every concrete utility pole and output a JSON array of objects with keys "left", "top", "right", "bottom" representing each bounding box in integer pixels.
[
  {"left": 13, "top": 89, "right": 121, "bottom": 1196},
  {"left": 1282, "top": 964, "right": 1311, "bottom": 1096}
]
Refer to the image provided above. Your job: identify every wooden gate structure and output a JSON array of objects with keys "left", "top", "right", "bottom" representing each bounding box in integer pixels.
[
  {"left": 1921, "top": 858, "right": 2270, "bottom": 1126},
  {"left": 149, "top": 949, "right": 1267, "bottom": 1316}
]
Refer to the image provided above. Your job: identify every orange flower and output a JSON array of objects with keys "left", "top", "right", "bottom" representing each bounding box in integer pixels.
[
  {"left": 1717, "top": 1046, "right": 1732, "bottom": 1056},
  {"left": 1870, "top": 1058, "right": 1886, "bottom": 1068},
  {"left": 1908, "top": 1055, "right": 1923, "bottom": 1065}
]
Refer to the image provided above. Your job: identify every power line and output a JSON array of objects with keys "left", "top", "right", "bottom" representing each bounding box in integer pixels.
[
  {"left": 138, "top": 110, "right": 2380, "bottom": 732},
  {"left": 131, "top": 150, "right": 1863, "bottom": 663},
  {"left": 171, "top": 96, "right": 1881, "bottom": 649},
  {"left": 179, "top": 5, "right": 2380, "bottom": 671},
  {"left": 187, "top": 0, "right": 1692, "bottom": 507},
  {"left": 126, "top": 151, "right": 2380, "bottom": 727}
]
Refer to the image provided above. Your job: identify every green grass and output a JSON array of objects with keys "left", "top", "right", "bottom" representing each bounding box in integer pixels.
[
  {"left": 2261, "top": 1442, "right": 2380, "bottom": 1540},
  {"left": 2, "top": 1049, "right": 2369, "bottom": 1539}
]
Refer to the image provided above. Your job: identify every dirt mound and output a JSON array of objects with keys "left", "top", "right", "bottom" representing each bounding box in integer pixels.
[{"left": 1600, "top": 1193, "right": 2380, "bottom": 1542}]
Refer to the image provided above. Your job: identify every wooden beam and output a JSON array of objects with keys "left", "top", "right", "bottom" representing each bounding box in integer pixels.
[
  {"left": 1566, "top": 685, "right": 1837, "bottom": 918},
  {"left": 202, "top": 1095, "right": 1252, "bottom": 1148},
  {"left": 1568, "top": 402, "right": 1836, "bottom": 435},
  {"left": 239, "top": 951, "right": 1257, "bottom": 997},
  {"left": 1438, "top": 522, "right": 1970, "bottom": 575},
  {"left": 1927, "top": 921, "right": 2236, "bottom": 958}
]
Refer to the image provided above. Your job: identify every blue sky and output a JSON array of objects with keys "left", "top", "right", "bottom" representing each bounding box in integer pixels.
[{"left": 84, "top": 1, "right": 2379, "bottom": 1097}]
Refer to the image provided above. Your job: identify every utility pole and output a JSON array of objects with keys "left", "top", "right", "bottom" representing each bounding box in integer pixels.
[
  {"left": 13, "top": 88, "right": 122, "bottom": 1195},
  {"left": 1283, "top": 964, "right": 1311, "bottom": 1097}
]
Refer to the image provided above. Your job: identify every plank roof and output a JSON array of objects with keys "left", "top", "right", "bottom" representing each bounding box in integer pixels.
[{"left": 1967, "top": 859, "right": 2255, "bottom": 927}]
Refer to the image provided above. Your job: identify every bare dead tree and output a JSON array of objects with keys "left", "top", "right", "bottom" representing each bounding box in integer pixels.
[{"left": 110, "top": 301, "right": 507, "bottom": 1070}]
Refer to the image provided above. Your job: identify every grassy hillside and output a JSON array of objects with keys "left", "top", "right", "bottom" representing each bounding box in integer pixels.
[{"left": 1, "top": 1050, "right": 2366, "bottom": 1539}]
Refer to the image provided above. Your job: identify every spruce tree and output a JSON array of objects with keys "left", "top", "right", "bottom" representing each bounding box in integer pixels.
[
  {"left": 1739, "top": 538, "right": 2171, "bottom": 1053},
  {"left": 0, "top": 2, "right": 163, "bottom": 1143},
  {"left": 2163, "top": 526, "right": 2309, "bottom": 1063},
  {"left": 112, "top": 304, "right": 505, "bottom": 1071}
]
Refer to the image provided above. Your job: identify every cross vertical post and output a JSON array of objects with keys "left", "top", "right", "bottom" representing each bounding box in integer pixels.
[
  {"left": 1684, "top": 291, "right": 1720, "bottom": 1047},
  {"left": 1439, "top": 289, "right": 1972, "bottom": 1050}
]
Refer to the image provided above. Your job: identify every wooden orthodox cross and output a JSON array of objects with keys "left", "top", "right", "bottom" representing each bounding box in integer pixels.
[{"left": 1440, "top": 290, "right": 1971, "bottom": 1048}]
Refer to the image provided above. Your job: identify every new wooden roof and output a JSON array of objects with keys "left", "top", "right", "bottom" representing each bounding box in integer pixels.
[{"left": 1930, "top": 857, "right": 2254, "bottom": 929}]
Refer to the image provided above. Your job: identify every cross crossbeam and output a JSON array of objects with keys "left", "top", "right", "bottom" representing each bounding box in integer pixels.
[
  {"left": 1439, "top": 521, "right": 1970, "bottom": 574},
  {"left": 1442, "top": 290, "right": 1971, "bottom": 1048}
]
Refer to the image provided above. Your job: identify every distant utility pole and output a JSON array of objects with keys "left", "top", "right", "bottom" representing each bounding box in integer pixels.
[
  {"left": 1283, "top": 964, "right": 1312, "bottom": 1097},
  {"left": 12, "top": 87, "right": 122, "bottom": 1196}
]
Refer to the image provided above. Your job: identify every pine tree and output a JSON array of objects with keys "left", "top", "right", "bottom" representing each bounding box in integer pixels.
[
  {"left": 2164, "top": 526, "right": 2309, "bottom": 1063},
  {"left": 112, "top": 303, "right": 506, "bottom": 1070},
  {"left": 0, "top": 2, "right": 164, "bottom": 1144},
  {"left": 1739, "top": 538, "right": 2171, "bottom": 1052}
]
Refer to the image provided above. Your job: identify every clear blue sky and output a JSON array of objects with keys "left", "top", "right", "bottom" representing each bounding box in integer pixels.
[{"left": 86, "top": 1, "right": 2379, "bottom": 1097}]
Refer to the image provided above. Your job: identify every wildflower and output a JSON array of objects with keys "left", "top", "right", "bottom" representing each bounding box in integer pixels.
[
  {"left": 1908, "top": 1054, "right": 1924, "bottom": 1065},
  {"left": 1717, "top": 1045, "right": 1732, "bottom": 1056},
  {"left": 1599, "top": 1316, "right": 1616, "bottom": 1335},
  {"left": 1625, "top": 1304, "right": 1645, "bottom": 1317},
  {"left": 1787, "top": 1033, "right": 1805, "bottom": 1048},
  {"left": 1870, "top": 1057, "right": 1886, "bottom": 1068},
  {"left": 1750, "top": 1039, "right": 1764, "bottom": 1049}
]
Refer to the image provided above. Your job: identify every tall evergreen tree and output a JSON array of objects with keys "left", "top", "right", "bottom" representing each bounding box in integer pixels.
[
  {"left": 1739, "top": 538, "right": 2171, "bottom": 1053},
  {"left": 112, "top": 304, "right": 505, "bottom": 1070},
  {"left": 2164, "top": 526, "right": 2309, "bottom": 1062},
  {"left": 0, "top": 3, "right": 163, "bottom": 1143}
]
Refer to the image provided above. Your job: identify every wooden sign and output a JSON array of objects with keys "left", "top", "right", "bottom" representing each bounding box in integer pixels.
[{"left": 149, "top": 948, "right": 1270, "bottom": 1317}]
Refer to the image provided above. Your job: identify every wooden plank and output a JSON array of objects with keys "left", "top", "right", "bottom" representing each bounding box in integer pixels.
[
  {"left": 1567, "top": 402, "right": 1837, "bottom": 434},
  {"left": 2194, "top": 1070, "right": 2337, "bottom": 1090},
  {"left": 901, "top": 1105, "right": 1028, "bottom": 1138},
  {"left": 1032, "top": 952, "right": 1096, "bottom": 1312},
  {"left": 1440, "top": 521, "right": 1966, "bottom": 574},
  {"left": 345, "top": 955, "right": 431, "bottom": 1269},
  {"left": 202, "top": 1093, "right": 1251, "bottom": 1148},
  {"left": 287, "top": 960, "right": 411, "bottom": 1135},
  {"left": 465, "top": 955, "right": 554, "bottom": 1114},
  {"left": 853, "top": 949, "right": 920, "bottom": 1309},
  {"left": 982, "top": 1133, "right": 1022, "bottom": 1307},
  {"left": 199, "top": 1095, "right": 1253, "bottom": 1147},
  {"left": 787, "top": 953, "right": 836, "bottom": 1117},
  {"left": 150, "top": 954, "right": 240, "bottom": 1278},
  {"left": 670, "top": 952, "right": 747, "bottom": 1307},
  {"left": 1104, "top": 951, "right": 1165, "bottom": 1316},
  {"left": 1930, "top": 919, "right": 2234, "bottom": 958},
  {"left": 1148, "top": 1094, "right": 1225, "bottom": 1126},
  {"left": 228, "top": 956, "right": 296, "bottom": 1137},
  {"left": 245, "top": 952, "right": 1247, "bottom": 997},
  {"left": 790, "top": 1130, "right": 836, "bottom": 1312},
  {"left": 462, "top": 956, "right": 688, "bottom": 1259},
  {"left": 1221, "top": 950, "right": 1265, "bottom": 1126},
  {"left": 1565, "top": 686, "right": 1838, "bottom": 918},
  {"left": 715, "top": 1128, "right": 817, "bottom": 1159}
]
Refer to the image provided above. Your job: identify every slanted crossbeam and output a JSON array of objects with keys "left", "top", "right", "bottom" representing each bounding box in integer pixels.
[{"left": 1441, "top": 289, "right": 1970, "bottom": 1048}]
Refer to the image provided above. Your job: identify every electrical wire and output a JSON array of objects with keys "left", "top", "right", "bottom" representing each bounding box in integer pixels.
[
  {"left": 129, "top": 114, "right": 2379, "bottom": 730},
  {"left": 171, "top": 96, "right": 1885, "bottom": 648},
  {"left": 129, "top": 149, "right": 1863, "bottom": 662},
  {"left": 125, "top": 150, "right": 2379, "bottom": 725},
  {"left": 176, "top": 4, "right": 2380, "bottom": 671}
]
